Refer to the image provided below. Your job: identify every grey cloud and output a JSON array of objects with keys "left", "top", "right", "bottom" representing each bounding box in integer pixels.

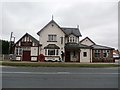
[{"left": 1, "top": 1, "right": 118, "bottom": 49}]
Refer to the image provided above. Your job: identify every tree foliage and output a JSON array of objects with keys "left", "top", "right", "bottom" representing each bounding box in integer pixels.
[{"left": 0, "top": 40, "right": 9, "bottom": 54}]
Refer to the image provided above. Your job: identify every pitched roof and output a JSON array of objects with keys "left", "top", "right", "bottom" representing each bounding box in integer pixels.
[
  {"left": 80, "top": 37, "right": 96, "bottom": 45},
  {"left": 15, "top": 33, "right": 39, "bottom": 45},
  {"left": 65, "top": 43, "right": 80, "bottom": 49},
  {"left": 65, "top": 43, "right": 91, "bottom": 49},
  {"left": 37, "top": 20, "right": 65, "bottom": 35},
  {"left": 61, "top": 27, "right": 82, "bottom": 37},
  {"left": 44, "top": 44, "right": 60, "bottom": 49},
  {"left": 79, "top": 44, "right": 92, "bottom": 49},
  {"left": 91, "top": 44, "right": 114, "bottom": 50},
  {"left": 37, "top": 19, "right": 82, "bottom": 37}
]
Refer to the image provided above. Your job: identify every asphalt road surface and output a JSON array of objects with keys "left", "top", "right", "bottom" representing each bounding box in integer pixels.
[{"left": 1, "top": 66, "right": 119, "bottom": 88}]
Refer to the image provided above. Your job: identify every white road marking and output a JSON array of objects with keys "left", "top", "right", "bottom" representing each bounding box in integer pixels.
[{"left": 1, "top": 71, "right": 119, "bottom": 75}]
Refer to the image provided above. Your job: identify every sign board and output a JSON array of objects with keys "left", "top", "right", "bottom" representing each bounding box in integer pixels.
[{"left": 21, "top": 42, "right": 32, "bottom": 46}]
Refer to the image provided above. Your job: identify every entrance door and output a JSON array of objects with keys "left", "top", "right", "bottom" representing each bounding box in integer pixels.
[
  {"left": 65, "top": 51, "right": 70, "bottom": 62},
  {"left": 23, "top": 51, "right": 31, "bottom": 61}
]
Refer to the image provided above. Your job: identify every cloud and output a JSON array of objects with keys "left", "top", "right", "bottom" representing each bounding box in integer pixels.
[{"left": 1, "top": 0, "right": 118, "bottom": 49}]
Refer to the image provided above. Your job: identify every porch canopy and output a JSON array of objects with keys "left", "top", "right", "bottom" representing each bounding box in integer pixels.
[
  {"left": 65, "top": 43, "right": 80, "bottom": 50},
  {"left": 65, "top": 43, "right": 91, "bottom": 50},
  {"left": 44, "top": 44, "right": 60, "bottom": 49}
]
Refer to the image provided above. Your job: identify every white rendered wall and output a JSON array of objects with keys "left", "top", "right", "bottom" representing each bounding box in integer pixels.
[
  {"left": 38, "top": 22, "right": 65, "bottom": 57},
  {"left": 80, "top": 49, "right": 91, "bottom": 63},
  {"left": 31, "top": 47, "right": 38, "bottom": 56},
  {"left": 31, "top": 57, "right": 37, "bottom": 61},
  {"left": 80, "top": 38, "right": 94, "bottom": 46}
]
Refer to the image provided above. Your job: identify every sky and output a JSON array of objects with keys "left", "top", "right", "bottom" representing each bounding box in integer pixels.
[{"left": 0, "top": 0, "right": 119, "bottom": 49}]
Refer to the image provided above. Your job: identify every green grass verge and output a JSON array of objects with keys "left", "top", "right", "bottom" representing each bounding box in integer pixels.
[{"left": 1, "top": 61, "right": 119, "bottom": 67}]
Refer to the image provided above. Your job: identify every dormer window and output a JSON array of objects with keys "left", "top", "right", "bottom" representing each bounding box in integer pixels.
[
  {"left": 69, "top": 36, "right": 76, "bottom": 43},
  {"left": 48, "top": 34, "right": 57, "bottom": 42}
]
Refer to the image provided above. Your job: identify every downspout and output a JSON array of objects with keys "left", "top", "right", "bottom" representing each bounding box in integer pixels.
[{"left": 90, "top": 49, "right": 91, "bottom": 63}]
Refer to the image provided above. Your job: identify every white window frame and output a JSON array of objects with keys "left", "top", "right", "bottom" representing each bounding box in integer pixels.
[
  {"left": 103, "top": 50, "right": 110, "bottom": 57},
  {"left": 45, "top": 49, "right": 59, "bottom": 56},
  {"left": 48, "top": 35, "right": 57, "bottom": 41}
]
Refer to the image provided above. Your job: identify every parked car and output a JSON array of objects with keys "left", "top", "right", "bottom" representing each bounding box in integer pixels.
[
  {"left": 113, "top": 54, "right": 120, "bottom": 59},
  {"left": 45, "top": 59, "right": 61, "bottom": 62}
]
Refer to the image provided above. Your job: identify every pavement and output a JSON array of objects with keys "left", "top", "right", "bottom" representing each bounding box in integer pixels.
[{"left": 1, "top": 66, "right": 119, "bottom": 88}]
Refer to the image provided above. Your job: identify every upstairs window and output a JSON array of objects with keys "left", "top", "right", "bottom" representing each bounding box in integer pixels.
[
  {"left": 69, "top": 36, "right": 76, "bottom": 43},
  {"left": 61, "top": 37, "right": 63, "bottom": 44},
  {"left": 48, "top": 35, "right": 57, "bottom": 41}
]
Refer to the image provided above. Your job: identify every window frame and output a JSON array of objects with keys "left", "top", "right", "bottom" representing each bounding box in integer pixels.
[
  {"left": 48, "top": 34, "right": 57, "bottom": 42},
  {"left": 94, "top": 50, "right": 101, "bottom": 57},
  {"left": 103, "top": 50, "right": 110, "bottom": 57},
  {"left": 83, "top": 52, "right": 87, "bottom": 57}
]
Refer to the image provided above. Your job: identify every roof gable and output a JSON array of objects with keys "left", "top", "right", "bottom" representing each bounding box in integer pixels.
[
  {"left": 15, "top": 33, "right": 39, "bottom": 46},
  {"left": 37, "top": 20, "right": 65, "bottom": 35},
  {"left": 37, "top": 20, "right": 82, "bottom": 37},
  {"left": 80, "top": 37, "right": 95, "bottom": 46}
]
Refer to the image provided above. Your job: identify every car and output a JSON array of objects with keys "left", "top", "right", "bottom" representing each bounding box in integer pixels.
[
  {"left": 45, "top": 59, "right": 61, "bottom": 62},
  {"left": 113, "top": 54, "right": 120, "bottom": 59}
]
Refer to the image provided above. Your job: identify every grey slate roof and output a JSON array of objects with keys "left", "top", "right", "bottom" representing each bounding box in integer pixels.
[
  {"left": 65, "top": 43, "right": 80, "bottom": 49},
  {"left": 91, "top": 44, "right": 114, "bottom": 50},
  {"left": 44, "top": 44, "right": 60, "bottom": 49},
  {"left": 79, "top": 44, "right": 91, "bottom": 48},
  {"left": 65, "top": 43, "right": 91, "bottom": 49},
  {"left": 61, "top": 27, "right": 82, "bottom": 37}
]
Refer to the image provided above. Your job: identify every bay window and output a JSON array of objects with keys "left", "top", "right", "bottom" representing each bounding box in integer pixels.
[{"left": 45, "top": 49, "right": 59, "bottom": 56}]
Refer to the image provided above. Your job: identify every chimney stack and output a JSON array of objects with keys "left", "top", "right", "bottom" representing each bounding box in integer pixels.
[{"left": 77, "top": 25, "right": 79, "bottom": 29}]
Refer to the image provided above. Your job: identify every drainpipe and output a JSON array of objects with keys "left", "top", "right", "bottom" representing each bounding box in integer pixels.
[{"left": 90, "top": 49, "right": 91, "bottom": 63}]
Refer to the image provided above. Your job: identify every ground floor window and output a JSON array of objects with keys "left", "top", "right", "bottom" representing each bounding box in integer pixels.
[
  {"left": 83, "top": 52, "right": 87, "bottom": 57},
  {"left": 45, "top": 49, "right": 59, "bottom": 56},
  {"left": 94, "top": 50, "right": 100, "bottom": 57},
  {"left": 48, "top": 49, "right": 55, "bottom": 55},
  {"left": 16, "top": 47, "right": 23, "bottom": 55},
  {"left": 103, "top": 50, "right": 110, "bottom": 57}
]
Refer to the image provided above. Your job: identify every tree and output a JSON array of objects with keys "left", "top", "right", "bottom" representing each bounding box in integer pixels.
[{"left": 0, "top": 40, "right": 9, "bottom": 54}]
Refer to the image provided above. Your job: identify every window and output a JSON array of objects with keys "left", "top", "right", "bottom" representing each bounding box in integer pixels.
[
  {"left": 45, "top": 49, "right": 47, "bottom": 55},
  {"left": 103, "top": 50, "right": 110, "bottom": 57},
  {"left": 83, "top": 52, "right": 87, "bottom": 57},
  {"left": 94, "top": 50, "right": 100, "bottom": 57},
  {"left": 56, "top": 49, "right": 59, "bottom": 55},
  {"left": 48, "top": 49, "right": 55, "bottom": 55},
  {"left": 73, "top": 51, "right": 76, "bottom": 57},
  {"left": 19, "top": 48, "right": 22, "bottom": 55},
  {"left": 70, "top": 37, "right": 72, "bottom": 42},
  {"left": 69, "top": 36, "right": 76, "bottom": 43},
  {"left": 46, "top": 49, "right": 59, "bottom": 56},
  {"left": 16, "top": 48, "right": 18, "bottom": 55},
  {"left": 16, "top": 48, "right": 22, "bottom": 55},
  {"left": 61, "top": 37, "right": 63, "bottom": 44},
  {"left": 48, "top": 35, "right": 57, "bottom": 41},
  {"left": 73, "top": 37, "right": 75, "bottom": 42}
]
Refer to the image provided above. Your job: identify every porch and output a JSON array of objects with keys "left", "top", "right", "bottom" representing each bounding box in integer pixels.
[{"left": 65, "top": 43, "right": 80, "bottom": 62}]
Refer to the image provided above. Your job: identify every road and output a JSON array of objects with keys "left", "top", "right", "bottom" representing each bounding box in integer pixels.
[{"left": 1, "top": 66, "right": 119, "bottom": 88}]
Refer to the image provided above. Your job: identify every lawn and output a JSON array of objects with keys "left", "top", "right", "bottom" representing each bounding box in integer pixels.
[{"left": 0, "top": 61, "right": 119, "bottom": 67}]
